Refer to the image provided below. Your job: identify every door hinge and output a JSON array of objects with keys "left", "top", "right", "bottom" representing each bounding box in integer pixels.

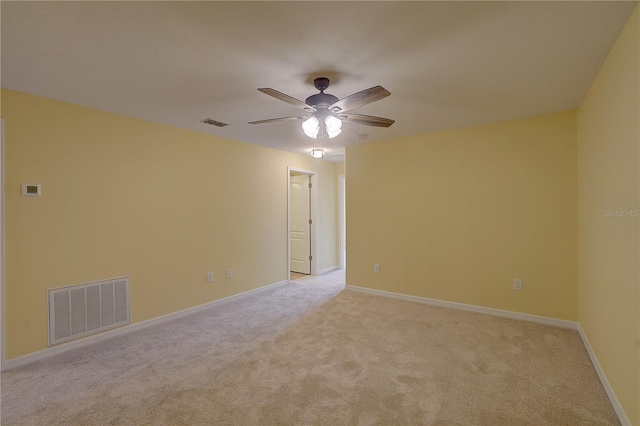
[
  {"left": 309, "top": 219, "right": 312, "bottom": 225},
  {"left": 309, "top": 255, "right": 313, "bottom": 261},
  {"left": 308, "top": 183, "right": 312, "bottom": 189}
]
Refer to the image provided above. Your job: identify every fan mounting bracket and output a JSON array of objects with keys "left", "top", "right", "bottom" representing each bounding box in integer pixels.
[{"left": 313, "top": 77, "right": 331, "bottom": 92}]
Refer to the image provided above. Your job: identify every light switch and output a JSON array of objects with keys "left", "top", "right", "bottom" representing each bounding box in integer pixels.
[{"left": 22, "top": 184, "right": 41, "bottom": 197}]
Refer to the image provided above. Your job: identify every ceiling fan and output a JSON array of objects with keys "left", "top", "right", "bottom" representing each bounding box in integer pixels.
[{"left": 249, "top": 77, "right": 395, "bottom": 139}]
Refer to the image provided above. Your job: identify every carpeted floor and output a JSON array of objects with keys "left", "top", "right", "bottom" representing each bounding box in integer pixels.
[
  {"left": 1, "top": 270, "right": 619, "bottom": 425},
  {"left": 290, "top": 271, "right": 309, "bottom": 281}
]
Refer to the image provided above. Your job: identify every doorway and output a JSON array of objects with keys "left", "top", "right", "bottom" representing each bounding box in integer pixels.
[
  {"left": 287, "top": 167, "right": 318, "bottom": 281},
  {"left": 290, "top": 174, "right": 311, "bottom": 275}
]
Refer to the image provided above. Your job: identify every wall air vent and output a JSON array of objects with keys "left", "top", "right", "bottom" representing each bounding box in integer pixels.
[
  {"left": 48, "top": 277, "right": 130, "bottom": 346},
  {"left": 201, "top": 118, "right": 229, "bottom": 127}
]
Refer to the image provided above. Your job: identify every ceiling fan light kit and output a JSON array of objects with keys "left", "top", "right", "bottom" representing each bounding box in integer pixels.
[
  {"left": 324, "top": 115, "right": 343, "bottom": 138},
  {"left": 302, "top": 115, "right": 343, "bottom": 139},
  {"left": 302, "top": 116, "right": 320, "bottom": 138}
]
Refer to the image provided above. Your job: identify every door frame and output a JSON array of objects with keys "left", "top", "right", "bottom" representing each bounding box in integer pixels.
[
  {"left": 1, "top": 119, "right": 5, "bottom": 371},
  {"left": 287, "top": 166, "right": 318, "bottom": 281}
]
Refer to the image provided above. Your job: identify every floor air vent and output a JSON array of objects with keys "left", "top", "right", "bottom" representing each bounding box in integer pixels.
[{"left": 48, "top": 277, "right": 130, "bottom": 346}]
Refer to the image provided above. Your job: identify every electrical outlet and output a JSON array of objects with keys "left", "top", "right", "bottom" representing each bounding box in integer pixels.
[
  {"left": 206, "top": 272, "right": 213, "bottom": 283},
  {"left": 513, "top": 279, "right": 523, "bottom": 291},
  {"left": 226, "top": 269, "right": 232, "bottom": 279},
  {"left": 374, "top": 264, "right": 380, "bottom": 273}
]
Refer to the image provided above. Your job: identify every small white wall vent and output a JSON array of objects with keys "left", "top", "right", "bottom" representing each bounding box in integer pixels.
[{"left": 48, "top": 277, "right": 130, "bottom": 346}]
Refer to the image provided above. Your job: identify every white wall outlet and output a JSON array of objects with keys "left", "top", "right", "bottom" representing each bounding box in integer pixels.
[
  {"left": 206, "top": 272, "right": 213, "bottom": 283},
  {"left": 513, "top": 279, "right": 523, "bottom": 291},
  {"left": 374, "top": 264, "right": 380, "bottom": 273},
  {"left": 226, "top": 269, "right": 232, "bottom": 279}
]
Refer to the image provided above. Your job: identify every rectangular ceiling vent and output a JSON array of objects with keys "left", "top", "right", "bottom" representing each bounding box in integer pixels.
[
  {"left": 201, "top": 118, "right": 229, "bottom": 127},
  {"left": 48, "top": 277, "right": 130, "bottom": 346}
]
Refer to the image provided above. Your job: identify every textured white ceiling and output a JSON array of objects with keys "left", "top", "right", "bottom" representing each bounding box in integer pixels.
[{"left": 1, "top": 1, "right": 637, "bottom": 162}]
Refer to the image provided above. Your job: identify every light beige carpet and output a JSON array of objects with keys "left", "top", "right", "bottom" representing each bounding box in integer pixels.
[
  {"left": 290, "top": 271, "right": 309, "bottom": 281},
  {"left": 1, "top": 270, "right": 619, "bottom": 425}
]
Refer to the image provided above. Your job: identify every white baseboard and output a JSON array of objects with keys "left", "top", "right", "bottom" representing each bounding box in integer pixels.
[
  {"left": 577, "top": 325, "right": 631, "bottom": 426},
  {"left": 345, "top": 285, "right": 630, "bottom": 425},
  {"left": 318, "top": 265, "right": 340, "bottom": 275},
  {"left": 5, "top": 278, "right": 630, "bottom": 426},
  {"left": 345, "top": 285, "right": 578, "bottom": 329},
  {"left": 4, "top": 279, "right": 290, "bottom": 370}
]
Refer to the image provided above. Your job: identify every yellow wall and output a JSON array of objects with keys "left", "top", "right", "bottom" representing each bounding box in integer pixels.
[
  {"left": 577, "top": 5, "right": 639, "bottom": 424},
  {"left": 316, "top": 166, "right": 338, "bottom": 272},
  {"left": 335, "top": 161, "right": 345, "bottom": 264},
  {"left": 3, "top": 7, "right": 638, "bottom": 418},
  {"left": 3, "top": 89, "right": 338, "bottom": 359},
  {"left": 346, "top": 111, "right": 578, "bottom": 321}
]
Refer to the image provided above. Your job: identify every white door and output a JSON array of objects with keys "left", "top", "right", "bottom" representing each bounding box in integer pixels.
[{"left": 290, "top": 174, "right": 311, "bottom": 274}]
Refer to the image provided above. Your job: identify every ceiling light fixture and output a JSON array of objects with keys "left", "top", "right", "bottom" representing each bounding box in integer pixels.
[
  {"left": 311, "top": 148, "right": 325, "bottom": 159},
  {"left": 301, "top": 115, "right": 342, "bottom": 139}
]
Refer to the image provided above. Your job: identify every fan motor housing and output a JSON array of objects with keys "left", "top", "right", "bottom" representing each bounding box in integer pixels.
[{"left": 305, "top": 92, "right": 339, "bottom": 109}]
